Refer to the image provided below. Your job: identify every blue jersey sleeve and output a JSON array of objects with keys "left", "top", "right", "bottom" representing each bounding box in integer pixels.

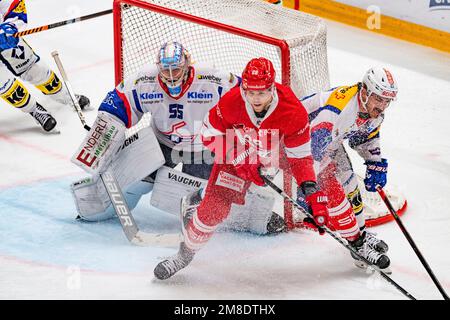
[{"left": 98, "top": 89, "right": 130, "bottom": 127}]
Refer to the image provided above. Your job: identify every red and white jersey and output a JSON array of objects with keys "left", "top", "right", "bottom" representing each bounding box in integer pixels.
[
  {"left": 201, "top": 83, "right": 317, "bottom": 185},
  {"left": 301, "top": 84, "right": 384, "bottom": 172},
  {"left": 99, "top": 63, "right": 239, "bottom": 152},
  {"left": 0, "top": 0, "right": 27, "bottom": 28}
]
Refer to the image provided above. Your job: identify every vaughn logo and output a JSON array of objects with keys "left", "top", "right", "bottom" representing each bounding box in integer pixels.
[
  {"left": 168, "top": 172, "right": 202, "bottom": 188},
  {"left": 119, "top": 133, "right": 139, "bottom": 151},
  {"left": 429, "top": 0, "right": 450, "bottom": 10}
]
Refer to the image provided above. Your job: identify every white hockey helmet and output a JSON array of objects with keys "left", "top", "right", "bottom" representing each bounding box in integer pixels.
[
  {"left": 362, "top": 67, "right": 398, "bottom": 101},
  {"left": 156, "top": 41, "right": 191, "bottom": 97}
]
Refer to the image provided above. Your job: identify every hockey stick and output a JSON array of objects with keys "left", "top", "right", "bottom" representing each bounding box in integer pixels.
[
  {"left": 51, "top": 51, "right": 91, "bottom": 131},
  {"left": 52, "top": 51, "right": 180, "bottom": 246},
  {"left": 13, "top": 9, "right": 112, "bottom": 38},
  {"left": 377, "top": 186, "right": 450, "bottom": 300},
  {"left": 100, "top": 170, "right": 181, "bottom": 246},
  {"left": 261, "top": 175, "right": 416, "bottom": 300}
]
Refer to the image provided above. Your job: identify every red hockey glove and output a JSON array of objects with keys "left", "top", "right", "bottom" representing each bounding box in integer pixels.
[
  {"left": 234, "top": 163, "right": 265, "bottom": 186},
  {"left": 305, "top": 191, "right": 328, "bottom": 226},
  {"left": 302, "top": 217, "right": 326, "bottom": 235},
  {"left": 301, "top": 181, "right": 329, "bottom": 227}
]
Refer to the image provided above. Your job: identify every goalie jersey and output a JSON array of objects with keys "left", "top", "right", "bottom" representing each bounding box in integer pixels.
[
  {"left": 301, "top": 84, "right": 384, "bottom": 172},
  {"left": 99, "top": 64, "right": 240, "bottom": 152},
  {"left": 0, "top": 0, "right": 27, "bottom": 28}
]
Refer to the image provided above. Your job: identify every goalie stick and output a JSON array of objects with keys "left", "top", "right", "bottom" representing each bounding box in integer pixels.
[
  {"left": 51, "top": 51, "right": 180, "bottom": 246},
  {"left": 260, "top": 175, "right": 416, "bottom": 300},
  {"left": 377, "top": 186, "right": 449, "bottom": 300}
]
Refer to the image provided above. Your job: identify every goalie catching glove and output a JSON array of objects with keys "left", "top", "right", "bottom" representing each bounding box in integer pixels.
[{"left": 71, "top": 111, "right": 126, "bottom": 175}]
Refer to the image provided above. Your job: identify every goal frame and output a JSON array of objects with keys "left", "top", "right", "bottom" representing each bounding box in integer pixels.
[{"left": 113, "top": 0, "right": 292, "bottom": 87}]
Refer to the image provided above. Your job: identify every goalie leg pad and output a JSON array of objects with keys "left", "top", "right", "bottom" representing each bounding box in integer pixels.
[
  {"left": 221, "top": 185, "right": 276, "bottom": 235},
  {"left": 151, "top": 166, "right": 208, "bottom": 215},
  {"left": 72, "top": 177, "right": 154, "bottom": 222},
  {"left": 72, "top": 125, "right": 165, "bottom": 220}
]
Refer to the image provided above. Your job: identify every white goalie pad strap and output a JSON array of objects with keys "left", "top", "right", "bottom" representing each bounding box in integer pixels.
[
  {"left": 151, "top": 166, "right": 208, "bottom": 215},
  {"left": 222, "top": 184, "right": 276, "bottom": 235},
  {"left": 71, "top": 111, "right": 127, "bottom": 175},
  {"left": 72, "top": 126, "right": 165, "bottom": 219}
]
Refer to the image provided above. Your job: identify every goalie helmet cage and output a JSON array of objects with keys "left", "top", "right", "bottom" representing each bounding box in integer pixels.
[{"left": 112, "top": 0, "right": 407, "bottom": 229}]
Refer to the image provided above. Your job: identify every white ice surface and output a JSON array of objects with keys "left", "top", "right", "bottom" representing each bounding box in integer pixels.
[{"left": 0, "top": 0, "right": 449, "bottom": 300}]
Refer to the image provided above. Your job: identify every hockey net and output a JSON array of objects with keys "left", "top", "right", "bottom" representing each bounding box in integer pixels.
[
  {"left": 113, "top": 0, "right": 406, "bottom": 228},
  {"left": 114, "top": 0, "right": 329, "bottom": 137}
]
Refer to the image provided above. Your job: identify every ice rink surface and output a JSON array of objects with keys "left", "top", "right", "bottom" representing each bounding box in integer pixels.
[{"left": 0, "top": 0, "right": 449, "bottom": 300}]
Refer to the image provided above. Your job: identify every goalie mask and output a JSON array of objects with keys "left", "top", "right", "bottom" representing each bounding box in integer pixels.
[{"left": 157, "top": 42, "right": 191, "bottom": 97}]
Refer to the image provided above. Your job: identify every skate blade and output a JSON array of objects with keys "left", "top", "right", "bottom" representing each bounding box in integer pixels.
[
  {"left": 353, "top": 260, "right": 392, "bottom": 275},
  {"left": 46, "top": 127, "right": 61, "bottom": 134}
]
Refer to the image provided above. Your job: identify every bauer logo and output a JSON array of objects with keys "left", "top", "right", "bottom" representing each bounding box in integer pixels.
[{"left": 429, "top": 0, "right": 450, "bottom": 10}]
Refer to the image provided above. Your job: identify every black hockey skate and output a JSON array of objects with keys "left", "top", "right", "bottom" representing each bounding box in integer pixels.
[
  {"left": 350, "top": 231, "right": 390, "bottom": 270},
  {"left": 180, "top": 189, "right": 203, "bottom": 225},
  {"left": 75, "top": 94, "right": 90, "bottom": 110},
  {"left": 266, "top": 212, "right": 286, "bottom": 234},
  {"left": 30, "top": 103, "right": 57, "bottom": 132},
  {"left": 364, "top": 230, "right": 389, "bottom": 254},
  {"left": 154, "top": 242, "right": 196, "bottom": 280}
]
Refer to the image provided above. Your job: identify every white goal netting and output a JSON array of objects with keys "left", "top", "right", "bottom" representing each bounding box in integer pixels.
[{"left": 115, "top": 0, "right": 330, "bottom": 137}]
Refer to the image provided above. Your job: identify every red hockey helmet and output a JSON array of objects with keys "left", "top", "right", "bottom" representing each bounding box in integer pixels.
[{"left": 241, "top": 57, "right": 276, "bottom": 91}]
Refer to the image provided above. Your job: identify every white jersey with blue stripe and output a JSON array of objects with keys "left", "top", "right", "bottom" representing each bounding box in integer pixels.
[
  {"left": 301, "top": 84, "right": 383, "bottom": 172},
  {"left": 99, "top": 63, "right": 239, "bottom": 152}
]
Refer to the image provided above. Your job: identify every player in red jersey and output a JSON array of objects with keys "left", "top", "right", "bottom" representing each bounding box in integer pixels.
[{"left": 154, "top": 57, "right": 328, "bottom": 280}]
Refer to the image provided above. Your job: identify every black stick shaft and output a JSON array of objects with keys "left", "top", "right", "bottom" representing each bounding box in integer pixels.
[
  {"left": 262, "top": 176, "right": 416, "bottom": 300},
  {"left": 14, "top": 9, "right": 112, "bottom": 37},
  {"left": 377, "top": 186, "right": 449, "bottom": 300}
]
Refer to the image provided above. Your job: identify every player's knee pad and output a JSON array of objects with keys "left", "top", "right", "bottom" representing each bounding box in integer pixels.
[{"left": 0, "top": 78, "right": 35, "bottom": 112}]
